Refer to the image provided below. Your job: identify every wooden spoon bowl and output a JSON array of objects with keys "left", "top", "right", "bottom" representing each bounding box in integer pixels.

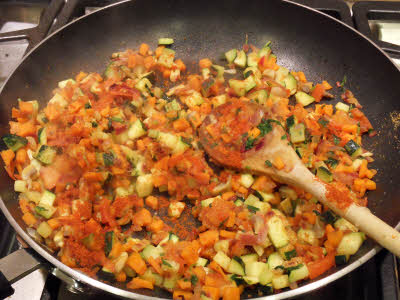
[{"left": 200, "top": 100, "right": 400, "bottom": 257}]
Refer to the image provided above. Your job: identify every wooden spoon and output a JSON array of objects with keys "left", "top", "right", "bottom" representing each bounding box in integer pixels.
[{"left": 199, "top": 100, "right": 400, "bottom": 257}]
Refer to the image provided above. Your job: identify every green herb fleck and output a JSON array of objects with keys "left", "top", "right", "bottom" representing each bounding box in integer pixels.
[
  {"left": 333, "top": 135, "right": 341, "bottom": 145},
  {"left": 84, "top": 103, "right": 92, "bottom": 109},
  {"left": 247, "top": 205, "right": 260, "bottom": 213},
  {"left": 281, "top": 134, "right": 287, "bottom": 140},
  {"left": 190, "top": 275, "right": 198, "bottom": 286},
  {"left": 324, "top": 157, "right": 338, "bottom": 169},
  {"left": 265, "top": 160, "right": 272, "bottom": 167},
  {"left": 91, "top": 122, "right": 98, "bottom": 128},
  {"left": 284, "top": 249, "right": 297, "bottom": 260},
  {"left": 103, "top": 152, "right": 114, "bottom": 166},
  {"left": 318, "top": 118, "right": 329, "bottom": 128},
  {"left": 245, "top": 137, "right": 255, "bottom": 150},
  {"left": 162, "top": 259, "right": 172, "bottom": 267}
]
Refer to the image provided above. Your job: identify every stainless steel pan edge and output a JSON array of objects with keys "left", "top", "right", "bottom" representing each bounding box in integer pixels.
[{"left": 0, "top": 0, "right": 399, "bottom": 299}]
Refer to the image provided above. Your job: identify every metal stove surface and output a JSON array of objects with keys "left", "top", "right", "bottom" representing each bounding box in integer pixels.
[{"left": 0, "top": 1, "right": 400, "bottom": 300}]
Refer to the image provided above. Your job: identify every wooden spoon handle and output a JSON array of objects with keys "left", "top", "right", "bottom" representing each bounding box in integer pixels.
[{"left": 285, "top": 164, "right": 400, "bottom": 257}]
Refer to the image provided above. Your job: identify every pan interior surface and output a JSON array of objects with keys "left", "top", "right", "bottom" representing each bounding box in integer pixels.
[{"left": 0, "top": 0, "right": 399, "bottom": 299}]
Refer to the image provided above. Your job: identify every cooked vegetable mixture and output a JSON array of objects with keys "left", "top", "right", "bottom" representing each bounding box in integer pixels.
[{"left": 1, "top": 40, "right": 377, "bottom": 299}]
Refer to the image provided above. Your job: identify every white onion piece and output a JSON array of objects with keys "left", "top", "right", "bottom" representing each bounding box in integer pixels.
[{"left": 270, "top": 86, "right": 287, "bottom": 98}]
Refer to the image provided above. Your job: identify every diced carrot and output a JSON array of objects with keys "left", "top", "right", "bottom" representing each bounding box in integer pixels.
[
  {"left": 181, "top": 240, "right": 200, "bottom": 265},
  {"left": 144, "top": 56, "right": 155, "bottom": 69},
  {"left": 208, "top": 261, "right": 225, "bottom": 276},
  {"left": 297, "top": 71, "right": 307, "bottom": 82},
  {"left": 75, "top": 71, "right": 88, "bottom": 82},
  {"left": 325, "top": 224, "right": 335, "bottom": 234},
  {"left": 116, "top": 271, "right": 127, "bottom": 282},
  {"left": 225, "top": 211, "right": 236, "bottom": 228},
  {"left": 327, "top": 230, "right": 343, "bottom": 248},
  {"left": 273, "top": 156, "right": 285, "bottom": 170},
  {"left": 323, "top": 104, "right": 333, "bottom": 116},
  {"left": 199, "top": 58, "right": 212, "bottom": 69},
  {"left": 128, "top": 54, "right": 137, "bottom": 68},
  {"left": 22, "top": 212, "right": 36, "bottom": 227},
  {"left": 173, "top": 118, "right": 190, "bottom": 131},
  {"left": 47, "top": 218, "right": 60, "bottom": 229},
  {"left": 145, "top": 196, "right": 158, "bottom": 210},
  {"left": 132, "top": 208, "right": 152, "bottom": 227},
  {"left": 173, "top": 290, "right": 193, "bottom": 300},
  {"left": 221, "top": 191, "right": 235, "bottom": 201},
  {"left": 223, "top": 286, "right": 241, "bottom": 300},
  {"left": 19, "top": 101, "right": 34, "bottom": 115},
  {"left": 148, "top": 256, "right": 163, "bottom": 275},
  {"left": 126, "top": 252, "right": 147, "bottom": 275},
  {"left": 199, "top": 230, "right": 219, "bottom": 247},
  {"left": 202, "top": 286, "right": 220, "bottom": 300},
  {"left": 249, "top": 127, "right": 261, "bottom": 139},
  {"left": 175, "top": 59, "right": 186, "bottom": 71},
  {"left": 307, "top": 252, "right": 335, "bottom": 279},
  {"left": 1, "top": 149, "right": 15, "bottom": 166},
  {"left": 188, "top": 75, "right": 202, "bottom": 92},
  {"left": 322, "top": 80, "right": 332, "bottom": 90},
  {"left": 311, "top": 84, "right": 326, "bottom": 103},
  {"left": 155, "top": 46, "right": 165, "bottom": 58},
  {"left": 127, "top": 277, "right": 154, "bottom": 290},
  {"left": 16, "top": 148, "right": 28, "bottom": 165},
  {"left": 220, "top": 230, "right": 236, "bottom": 239},
  {"left": 192, "top": 266, "right": 206, "bottom": 283},
  {"left": 147, "top": 218, "right": 164, "bottom": 232},
  {"left": 177, "top": 279, "right": 192, "bottom": 290},
  {"left": 83, "top": 172, "right": 104, "bottom": 182},
  {"left": 139, "top": 43, "right": 149, "bottom": 56},
  {"left": 303, "top": 212, "right": 316, "bottom": 225},
  {"left": 109, "top": 241, "right": 123, "bottom": 259}
]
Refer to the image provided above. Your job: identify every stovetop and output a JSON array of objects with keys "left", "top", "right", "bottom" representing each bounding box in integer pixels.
[{"left": 1, "top": 1, "right": 400, "bottom": 300}]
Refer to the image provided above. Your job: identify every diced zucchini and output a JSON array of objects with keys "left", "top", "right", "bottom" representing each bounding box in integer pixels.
[
  {"left": 248, "top": 89, "right": 269, "bottom": 105},
  {"left": 234, "top": 50, "right": 246, "bottom": 68},
  {"left": 141, "top": 268, "right": 164, "bottom": 286},
  {"left": 267, "top": 252, "right": 284, "bottom": 270},
  {"left": 337, "top": 232, "right": 365, "bottom": 256},
  {"left": 105, "top": 231, "right": 116, "bottom": 257},
  {"left": 344, "top": 140, "right": 362, "bottom": 158},
  {"left": 280, "top": 198, "right": 293, "bottom": 215},
  {"left": 214, "top": 240, "right": 230, "bottom": 254},
  {"left": 14, "top": 180, "right": 27, "bottom": 193},
  {"left": 253, "top": 245, "right": 264, "bottom": 256},
  {"left": 213, "top": 251, "right": 231, "bottom": 271},
  {"left": 225, "top": 49, "right": 237, "bottom": 64},
  {"left": 169, "top": 233, "right": 179, "bottom": 243},
  {"left": 2, "top": 134, "right": 28, "bottom": 152},
  {"left": 182, "top": 91, "right": 204, "bottom": 107},
  {"left": 317, "top": 166, "right": 333, "bottom": 183},
  {"left": 227, "top": 258, "right": 245, "bottom": 276},
  {"left": 38, "top": 128, "right": 47, "bottom": 145},
  {"left": 58, "top": 79, "right": 75, "bottom": 89},
  {"left": 123, "top": 265, "right": 137, "bottom": 278},
  {"left": 158, "top": 48, "right": 175, "bottom": 68},
  {"left": 297, "top": 228, "right": 316, "bottom": 245},
  {"left": 35, "top": 205, "right": 56, "bottom": 219},
  {"left": 114, "top": 252, "right": 129, "bottom": 274},
  {"left": 240, "top": 174, "right": 254, "bottom": 188},
  {"left": 244, "top": 194, "right": 271, "bottom": 214},
  {"left": 335, "top": 102, "right": 350, "bottom": 112},
  {"left": 229, "top": 79, "right": 246, "bottom": 97},
  {"left": 163, "top": 275, "right": 178, "bottom": 290},
  {"left": 49, "top": 93, "right": 68, "bottom": 107},
  {"left": 289, "top": 123, "right": 306, "bottom": 143},
  {"left": 127, "top": 119, "right": 146, "bottom": 140},
  {"left": 195, "top": 257, "right": 208, "bottom": 267},
  {"left": 141, "top": 245, "right": 164, "bottom": 261},
  {"left": 282, "top": 248, "right": 297, "bottom": 260},
  {"left": 272, "top": 274, "right": 289, "bottom": 290},
  {"left": 257, "top": 191, "right": 275, "bottom": 202},
  {"left": 136, "top": 174, "right": 154, "bottom": 197},
  {"left": 244, "top": 75, "right": 257, "bottom": 93},
  {"left": 243, "top": 276, "right": 259, "bottom": 285},
  {"left": 334, "top": 218, "right": 358, "bottom": 232},
  {"left": 234, "top": 199, "right": 243, "bottom": 206},
  {"left": 247, "top": 52, "right": 259, "bottom": 67},
  {"left": 34, "top": 145, "right": 57, "bottom": 165},
  {"left": 135, "top": 78, "right": 152, "bottom": 95},
  {"left": 245, "top": 261, "right": 269, "bottom": 280},
  {"left": 173, "top": 137, "right": 190, "bottom": 154},
  {"left": 24, "top": 191, "right": 42, "bottom": 204},
  {"left": 212, "top": 65, "right": 225, "bottom": 78},
  {"left": 158, "top": 38, "right": 174, "bottom": 45},
  {"left": 295, "top": 91, "right": 315, "bottom": 107},
  {"left": 267, "top": 216, "right": 289, "bottom": 248},
  {"left": 39, "top": 190, "right": 56, "bottom": 207},
  {"left": 283, "top": 74, "right": 297, "bottom": 95},
  {"left": 258, "top": 46, "right": 271, "bottom": 59},
  {"left": 37, "top": 221, "right": 53, "bottom": 238},
  {"left": 201, "top": 196, "right": 219, "bottom": 207},
  {"left": 279, "top": 186, "right": 297, "bottom": 201},
  {"left": 241, "top": 253, "right": 259, "bottom": 265},
  {"left": 168, "top": 201, "right": 185, "bottom": 218},
  {"left": 288, "top": 264, "right": 309, "bottom": 283},
  {"left": 164, "top": 99, "right": 181, "bottom": 112}
]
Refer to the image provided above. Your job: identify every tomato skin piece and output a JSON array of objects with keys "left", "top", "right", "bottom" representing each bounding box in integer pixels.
[{"left": 311, "top": 84, "right": 326, "bottom": 103}]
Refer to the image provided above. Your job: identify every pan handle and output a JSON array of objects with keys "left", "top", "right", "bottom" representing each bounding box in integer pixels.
[{"left": 0, "top": 248, "right": 44, "bottom": 299}]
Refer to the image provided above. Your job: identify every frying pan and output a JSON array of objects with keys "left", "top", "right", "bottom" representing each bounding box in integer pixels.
[{"left": 0, "top": 0, "right": 399, "bottom": 299}]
